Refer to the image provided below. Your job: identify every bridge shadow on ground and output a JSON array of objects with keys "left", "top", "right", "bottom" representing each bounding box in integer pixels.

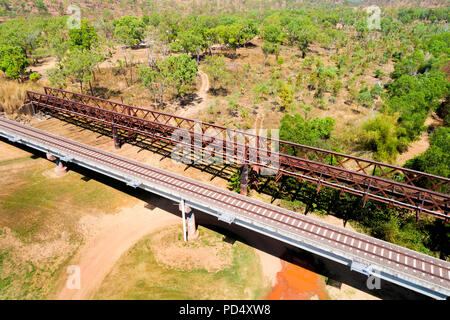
[
  {"left": 41, "top": 112, "right": 238, "bottom": 182},
  {"left": 0, "top": 137, "right": 430, "bottom": 300},
  {"left": 36, "top": 112, "right": 320, "bottom": 206}
]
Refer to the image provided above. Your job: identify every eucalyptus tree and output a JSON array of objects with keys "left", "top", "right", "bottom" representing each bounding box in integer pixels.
[
  {"left": 0, "top": 45, "right": 29, "bottom": 81},
  {"left": 286, "top": 17, "right": 317, "bottom": 58},
  {"left": 113, "top": 16, "right": 147, "bottom": 47}
]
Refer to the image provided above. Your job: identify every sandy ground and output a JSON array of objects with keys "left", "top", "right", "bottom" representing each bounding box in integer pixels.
[
  {"left": 55, "top": 199, "right": 180, "bottom": 300},
  {"left": 396, "top": 115, "right": 443, "bottom": 166},
  {"left": 99, "top": 45, "right": 151, "bottom": 69},
  {"left": 26, "top": 56, "right": 57, "bottom": 79},
  {"left": 53, "top": 196, "right": 282, "bottom": 299},
  {"left": 255, "top": 250, "right": 282, "bottom": 287},
  {"left": 0, "top": 140, "right": 31, "bottom": 162},
  {"left": 178, "top": 70, "right": 211, "bottom": 119}
]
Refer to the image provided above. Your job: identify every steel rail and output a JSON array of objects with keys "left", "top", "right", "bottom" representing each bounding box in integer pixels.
[
  {"left": 0, "top": 117, "right": 449, "bottom": 296},
  {"left": 26, "top": 91, "right": 450, "bottom": 219}
]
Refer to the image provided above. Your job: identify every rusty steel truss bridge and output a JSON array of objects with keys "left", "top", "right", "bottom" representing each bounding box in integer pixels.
[
  {"left": 1, "top": 86, "right": 449, "bottom": 299},
  {"left": 23, "top": 87, "right": 449, "bottom": 222}
]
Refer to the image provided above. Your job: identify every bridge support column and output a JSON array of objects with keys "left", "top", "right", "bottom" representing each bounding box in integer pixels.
[
  {"left": 240, "top": 164, "right": 249, "bottom": 195},
  {"left": 251, "top": 165, "right": 259, "bottom": 190},
  {"left": 54, "top": 159, "right": 67, "bottom": 176},
  {"left": 46, "top": 152, "right": 67, "bottom": 175},
  {"left": 112, "top": 126, "right": 121, "bottom": 149},
  {"left": 180, "top": 200, "right": 187, "bottom": 242},
  {"left": 187, "top": 209, "right": 199, "bottom": 241}
]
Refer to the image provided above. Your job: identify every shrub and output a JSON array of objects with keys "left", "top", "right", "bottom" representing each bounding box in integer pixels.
[
  {"left": 29, "top": 72, "right": 40, "bottom": 81},
  {"left": 357, "top": 87, "right": 373, "bottom": 107},
  {"left": 280, "top": 114, "right": 335, "bottom": 149},
  {"left": 370, "top": 83, "right": 383, "bottom": 98},
  {"left": 361, "top": 114, "right": 400, "bottom": 163}
]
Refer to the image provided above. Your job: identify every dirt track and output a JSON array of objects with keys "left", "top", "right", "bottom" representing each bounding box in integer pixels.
[
  {"left": 55, "top": 200, "right": 180, "bottom": 300},
  {"left": 178, "top": 70, "right": 211, "bottom": 119},
  {"left": 396, "top": 115, "right": 442, "bottom": 166}
]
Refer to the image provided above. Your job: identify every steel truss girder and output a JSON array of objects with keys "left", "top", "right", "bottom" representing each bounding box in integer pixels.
[{"left": 26, "top": 90, "right": 450, "bottom": 220}]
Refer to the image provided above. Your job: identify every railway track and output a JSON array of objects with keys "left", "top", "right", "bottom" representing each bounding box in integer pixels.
[{"left": 0, "top": 117, "right": 449, "bottom": 298}]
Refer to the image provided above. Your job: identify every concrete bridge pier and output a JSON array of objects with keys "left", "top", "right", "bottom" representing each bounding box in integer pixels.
[
  {"left": 46, "top": 152, "right": 67, "bottom": 175},
  {"left": 240, "top": 164, "right": 249, "bottom": 195},
  {"left": 112, "top": 126, "right": 121, "bottom": 149},
  {"left": 179, "top": 201, "right": 199, "bottom": 241}
]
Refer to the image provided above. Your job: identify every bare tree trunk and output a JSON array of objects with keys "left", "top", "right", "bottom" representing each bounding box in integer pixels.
[
  {"left": 122, "top": 47, "right": 128, "bottom": 67},
  {"left": 159, "top": 82, "right": 165, "bottom": 106},
  {"left": 130, "top": 64, "right": 133, "bottom": 85},
  {"left": 153, "top": 87, "right": 157, "bottom": 106},
  {"left": 89, "top": 80, "right": 94, "bottom": 96}
]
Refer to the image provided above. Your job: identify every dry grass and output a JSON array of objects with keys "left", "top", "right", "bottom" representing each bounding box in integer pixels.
[
  {"left": 94, "top": 225, "right": 271, "bottom": 300},
  {"left": 0, "top": 140, "right": 135, "bottom": 299},
  {"left": 0, "top": 78, "right": 42, "bottom": 115},
  {"left": 150, "top": 225, "right": 234, "bottom": 272}
]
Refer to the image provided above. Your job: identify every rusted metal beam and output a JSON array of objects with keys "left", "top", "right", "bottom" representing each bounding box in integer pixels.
[{"left": 42, "top": 87, "right": 449, "bottom": 195}]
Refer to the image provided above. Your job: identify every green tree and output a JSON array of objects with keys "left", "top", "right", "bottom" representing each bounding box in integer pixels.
[
  {"left": 62, "top": 48, "right": 102, "bottom": 94},
  {"left": 405, "top": 127, "right": 450, "bottom": 179},
  {"left": 138, "top": 65, "right": 162, "bottom": 106},
  {"left": 35, "top": 0, "right": 47, "bottom": 12},
  {"left": 113, "top": 16, "right": 147, "bottom": 47},
  {"left": 161, "top": 54, "right": 198, "bottom": 97},
  {"left": 390, "top": 50, "right": 425, "bottom": 79},
  {"left": 355, "top": 19, "right": 368, "bottom": 39},
  {"left": 68, "top": 19, "right": 98, "bottom": 50},
  {"left": 280, "top": 114, "right": 335, "bottom": 148},
  {"left": 178, "top": 27, "right": 206, "bottom": 63},
  {"left": 357, "top": 87, "right": 373, "bottom": 107},
  {"left": 286, "top": 18, "right": 317, "bottom": 58},
  {"left": 215, "top": 24, "right": 246, "bottom": 57},
  {"left": 278, "top": 84, "right": 293, "bottom": 111},
  {"left": 361, "top": 114, "right": 401, "bottom": 163},
  {"left": 261, "top": 24, "right": 285, "bottom": 44},
  {"left": 203, "top": 55, "right": 228, "bottom": 91},
  {"left": 261, "top": 41, "right": 277, "bottom": 65},
  {"left": 0, "top": 45, "right": 29, "bottom": 80},
  {"left": 240, "top": 19, "right": 258, "bottom": 45},
  {"left": 46, "top": 66, "right": 66, "bottom": 89}
]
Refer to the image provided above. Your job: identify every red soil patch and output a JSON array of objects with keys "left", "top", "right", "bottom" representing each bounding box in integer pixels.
[{"left": 267, "top": 259, "right": 328, "bottom": 300}]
